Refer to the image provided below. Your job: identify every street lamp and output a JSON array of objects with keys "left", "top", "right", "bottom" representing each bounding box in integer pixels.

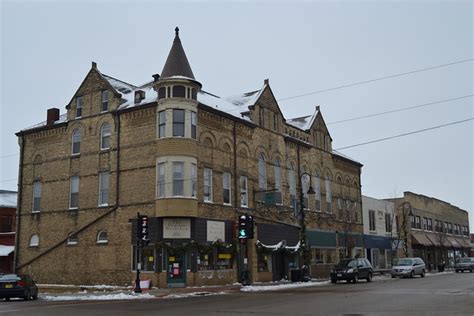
[{"left": 300, "top": 173, "right": 315, "bottom": 280}]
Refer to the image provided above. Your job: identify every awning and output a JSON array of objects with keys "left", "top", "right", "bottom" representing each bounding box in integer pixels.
[
  {"left": 425, "top": 234, "right": 440, "bottom": 246},
  {"left": 364, "top": 235, "right": 392, "bottom": 249},
  {"left": 0, "top": 245, "right": 15, "bottom": 257},
  {"left": 447, "top": 237, "right": 461, "bottom": 248},
  {"left": 306, "top": 230, "right": 337, "bottom": 248},
  {"left": 456, "top": 238, "right": 470, "bottom": 248},
  {"left": 256, "top": 240, "right": 301, "bottom": 252},
  {"left": 411, "top": 233, "right": 433, "bottom": 246},
  {"left": 338, "top": 232, "right": 364, "bottom": 248}
]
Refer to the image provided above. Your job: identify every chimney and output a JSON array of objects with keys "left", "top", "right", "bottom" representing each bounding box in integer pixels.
[
  {"left": 316, "top": 105, "right": 320, "bottom": 112},
  {"left": 264, "top": 78, "right": 269, "bottom": 85},
  {"left": 152, "top": 74, "right": 160, "bottom": 82},
  {"left": 134, "top": 90, "right": 146, "bottom": 103},
  {"left": 92, "top": 61, "right": 97, "bottom": 69},
  {"left": 47, "top": 108, "right": 60, "bottom": 125}
]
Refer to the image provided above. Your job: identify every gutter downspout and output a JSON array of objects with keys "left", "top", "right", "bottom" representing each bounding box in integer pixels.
[{"left": 13, "top": 135, "right": 25, "bottom": 273}]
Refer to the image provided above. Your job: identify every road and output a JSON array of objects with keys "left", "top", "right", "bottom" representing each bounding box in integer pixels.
[{"left": 0, "top": 273, "right": 473, "bottom": 315}]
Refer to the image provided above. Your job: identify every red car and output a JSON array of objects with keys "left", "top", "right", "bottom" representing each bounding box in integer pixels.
[{"left": 0, "top": 274, "right": 38, "bottom": 301}]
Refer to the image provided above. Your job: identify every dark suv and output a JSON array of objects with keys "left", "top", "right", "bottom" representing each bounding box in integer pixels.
[{"left": 330, "top": 258, "right": 373, "bottom": 283}]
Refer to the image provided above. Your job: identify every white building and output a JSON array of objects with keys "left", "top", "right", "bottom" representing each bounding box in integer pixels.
[{"left": 362, "top": 195, "right": 396, "bottom": 270}]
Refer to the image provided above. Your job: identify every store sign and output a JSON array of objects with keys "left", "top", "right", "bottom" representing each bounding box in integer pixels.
[
  {"left": 207, "top": 220, "right": 225, "bottom": 242},
  {"left": 163, "top": 218, "right": 191, "bottom": 239}
]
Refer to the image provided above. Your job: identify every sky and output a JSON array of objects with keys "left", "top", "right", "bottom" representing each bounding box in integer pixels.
[{"left": 1, "top": 1, "right": 473, "bottom": 229}]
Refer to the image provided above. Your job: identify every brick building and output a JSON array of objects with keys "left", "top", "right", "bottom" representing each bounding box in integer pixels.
[
  {"left": 388, "top": 192, "right": 470, "bottom": 270},
  {"left": 0, "top": 190, "right": 17, "bottom": 273},
  {"left": 15, "top": 28, "right": 363, "bottom": 287}
]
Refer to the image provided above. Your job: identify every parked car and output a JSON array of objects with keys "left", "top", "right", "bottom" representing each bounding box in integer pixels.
[
  {"left": 391, "top": 257, "right": 425, "bottom": 278},
  {"left": 455, "top": 257, "right": 474, "bottom": 273},
  {"left": 0, "top": 274, "right": 38, "bottom": 301},
  {"left": 330, "top": 258, "right": 373, "bottom": 283}
]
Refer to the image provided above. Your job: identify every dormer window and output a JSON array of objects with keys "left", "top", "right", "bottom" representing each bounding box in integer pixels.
[
  {"left": 101, "top": 90, "right": 109, "bottom": 112},
  {"left": 76, "top": 96, "right": 83, "bottom": 118}
]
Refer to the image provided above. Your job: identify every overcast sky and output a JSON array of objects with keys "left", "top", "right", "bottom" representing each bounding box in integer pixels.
[{"left": 1, "top": 1, "right": 473, "bottom": 229}]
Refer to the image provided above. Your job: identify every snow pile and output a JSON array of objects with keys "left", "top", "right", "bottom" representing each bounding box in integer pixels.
[
  {"left": 426, "top": 271, "right": 454, "bottom": 277},
  {"left": 241, "top": 280, "right": 330, "bottom": 292},
  {"left": 0, "top": 191, "right": 17, "bottom": 208},
  {"left": 162, "top": 291, "right": 228, "bottom": 299},
  {"left": 42, "top": 292, "right": 155, "bottom": 301}
]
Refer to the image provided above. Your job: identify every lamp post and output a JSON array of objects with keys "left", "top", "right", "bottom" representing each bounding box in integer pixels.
[{"left": 299, "top": 173, "right": 315, "bottom": 280}]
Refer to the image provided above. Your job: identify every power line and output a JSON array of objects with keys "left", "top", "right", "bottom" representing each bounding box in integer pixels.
[
  {"left": 334, "top": 118, "right": 473, "bottom": 150},
  {"left": 327, "top": 94, "right": 474, "bottom": 125},
  {"left": 278, "top": 58, "right": 474, "bottom": 101},
  {"left": 0, "top": 153, "right": 18, "bottom": 159}
]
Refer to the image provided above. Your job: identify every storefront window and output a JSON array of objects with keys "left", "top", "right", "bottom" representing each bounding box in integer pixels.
[
  {"left": 257, "top": 251, "right": 272, "bottom": 272},
  {"left": 311, "top": 248, "right": 336, "bottom": 264},
  {"left": 216, "top": 251, "right": 233, "bottom": 270},
  {"left": 132, "top": 245, "right": 155, "bottom": 272},
  {"left": 198, "top": 250, "right": 215, "bottom": 271}
]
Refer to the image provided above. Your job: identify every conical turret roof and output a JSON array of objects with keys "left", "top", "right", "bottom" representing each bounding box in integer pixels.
[{"left": 160, "top": 27, "right": 195, "bottom": 80}]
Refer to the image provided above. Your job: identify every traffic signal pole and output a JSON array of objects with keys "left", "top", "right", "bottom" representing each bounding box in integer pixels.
[{"left": 134, "top": 212, "right": 142, "bottom": 293}]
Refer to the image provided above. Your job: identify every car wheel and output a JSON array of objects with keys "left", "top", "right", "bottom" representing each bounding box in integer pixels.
[
  {"left": 5, "top": 298, "right": 10, "bottom": 301},
  {"left": 24, "top": 289, "right": 30, "bottom": 301},
  {"left": 367, "top": 273, "right": 372, "bottom": 282},
  {"left": 455, "top": 270, "right": 459, "bottom": 273},
  {"left": 331, "top": 278, "right": 337, "bottom": 284},
  {"left": 353, "top": 274, "right": 359, "bottom": 284},
  {"left": 410, "top": 270, "right": 415, "bottom": 278},
  {"left": 391, "top": 275, "right": 396, "bottom": 278},
  {"left": 421, "top": 270, "right": 425, "bottom": 278}
]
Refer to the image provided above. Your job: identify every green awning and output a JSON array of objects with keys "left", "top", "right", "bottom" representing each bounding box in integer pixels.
[
  {"left": 338, "top": 232, "right": 364, "bottom": 247},
  {"left": 306, "top": 230, "right": 337, "bottom": 248}
]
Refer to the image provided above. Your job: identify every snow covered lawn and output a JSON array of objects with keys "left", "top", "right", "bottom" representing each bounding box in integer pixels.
[{"left": 42, "top": 292, "right": 155, "bottom": 301}]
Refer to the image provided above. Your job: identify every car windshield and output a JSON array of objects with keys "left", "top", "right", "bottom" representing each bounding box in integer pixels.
[
  {"left": 460, "top": 258, "right": 471, "bottom": 263},
  {"left": 394, "top": 259, "right": 413, "bottom": 266},
  {"left": 0, "top": 274, "right": 20, "bottom": 281},
  {"left": 337, "top": 259, "right": 358, "bottom": 268}
]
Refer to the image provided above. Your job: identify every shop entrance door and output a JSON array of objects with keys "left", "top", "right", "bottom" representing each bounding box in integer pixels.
[{"left": 167, "top": 253, "right": 186, "bottom": 287}]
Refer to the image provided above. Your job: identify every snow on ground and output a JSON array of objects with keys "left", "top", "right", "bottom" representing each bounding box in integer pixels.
[
  {"left": 425, "top": 271, "right": 454, "bottom": 277},
  {"left": 42, "top": 292, "right": 155, "bottom": 301},
  {"left": 241, "top": 280, "right": 330, "bottom": 292},
  {"left": 162, "top": 291, "right": 228, "bottom": 299}
]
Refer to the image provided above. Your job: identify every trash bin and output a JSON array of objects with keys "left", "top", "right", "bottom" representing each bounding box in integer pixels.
[
  {"left": 437, "top": 264, "right": 445, "bottom": 272},
  {"left": 290, "top": 269, "right": 302, "bottom": 282}
]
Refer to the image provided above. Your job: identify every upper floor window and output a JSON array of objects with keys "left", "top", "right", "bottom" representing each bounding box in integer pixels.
[
  {"left": 100, "top": 123, "right": 111, "bottom": 150},
  {"left": 32, "top": 181, "right": 41, "bottom": 213},
  {"left": 415, "top": 216, "right": 421, "bottom": 229},
  {"left": 313, "top": 172, "right": 321, "bottom": 211},
  {"left": 325, "top": 175, "right": 332, "bottom": 213},
  {"left": 0, "top": 216, "right": 13, "bottom": 233},
  {"left": 98, "top": 171, "right": 109, "bottom": 206},
  {"left": 273, "top": 114, "right": 277, "bottom": 131},
  {"left": 172, "top": 162, "right": 185, "bottom": 196},
  {"left": 173, "top": 85, "right": 186, "bottom": 98},
  {"left": 69, "top": 176, "right": 79, "bottom": 209},
  {"left": 259, "top": 108, "right": 265, "bottom": 127},
  {"left": 240, "top": 176, "right": 248, "bottom": 207},
  {"left": 223, "top": 172, "right": 231, "bottom": 205},
  {"left": 158, "top": 87, "right": 166, "bottom": 99},
  {"left": 29, "top": 234, "right": 39, "bottom": 247},
  {"left": 258, "top": 154, "right": 267, "bottom": 190},
  {"left": 273, "top": 159, "right": 282, "bottom": 204},
  {"left": 158, "top": 111, "right": 166, "bottom": 138},
  {"left": 191, "top": 163, "right": 197, "bottom": 198},
  {"left": 203, "top": 168, "right": 213, "bottom": 202},
  {"left": 67, "top": 233, "right": 78, "bottom": 245},
  {"left": 427, "top": 218, "right": 433, "bottom": 231},
  {"left": 157, "top": 162, "right": 165, "bottom": 198},
  {"left": 288, "top": 163, "right": 296, "bottom": 209},
  {"left": 423, "top": 217, "right": 428, "bottom": 230},
  {"left": 96, "top": 230, "right": 108, "bottom": 244},
  {"left": 173, "top": 109, "right": 185, "bottom": 137},
  {"left": 191, "top": 111, "right": 197, "bottom": 139},
  {"left": 369, "top": 210, "right": 376, "bottom": 231},
  {"left": 385, "top": 213, "right": 392, "bottom": 233},
  {"left": 101, "top": 90, "right": 109, "bottom": 112},
  {"left": 76, "top": 96, "right": 83, "bottom": 118},
  {"left": 71, "top": 129, "right": 81, "bottom": 155}
]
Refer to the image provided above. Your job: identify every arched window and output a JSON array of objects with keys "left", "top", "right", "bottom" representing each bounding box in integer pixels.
[
  {"left": 301, "top": 167, "right": 310, "bottom": 210},
  {"left": 288, "top": 163, "right": 296, "bottom": 209},
  {"left": 29, "top": 234, "right": 39, "bottom": 247},
  {"left": 67, "top": 233, "right": 78, "bottom": 245},
  {"left": 313, "top": 171, "right": 321, "bottom": 211},
  {"left": 258, "top": 153, "right": 267, "bottom": 190},
  {"left": 97, "top": 230, "right": 108, "bottom": 244},
  {"left": 71, "top": 129, "right": 81, "bottom": 155},
  {"left": 100, "top": 123, "right": 111, "bottom": 150},
  {"left": 273, "top": 158, "right": 282, "bottom": 204},
  {"left": 325, "top": 174, "right": 332, "bottom": 213},
  {"left": 172, "top": 85, "right": 186, "bottom": 98},
  {"left": 158, "top": 87, "right": 166, "bottom": 99}
]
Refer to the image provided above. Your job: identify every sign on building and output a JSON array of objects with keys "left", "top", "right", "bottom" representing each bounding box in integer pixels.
[
  {"left": 163, "top": 218, "right": 191, "bottom": 239},
  {"left": 207, "top": 220, "right": 225, "bottom": 242}
]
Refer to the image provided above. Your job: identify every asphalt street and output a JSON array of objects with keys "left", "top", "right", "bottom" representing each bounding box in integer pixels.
[{"left": 0, "top": 273, "right": 472, "bottom": 316}]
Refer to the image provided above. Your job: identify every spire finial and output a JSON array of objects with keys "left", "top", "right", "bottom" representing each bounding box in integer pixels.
[{"left": 175, "top": 27, "right": 179, "bottom": 37}]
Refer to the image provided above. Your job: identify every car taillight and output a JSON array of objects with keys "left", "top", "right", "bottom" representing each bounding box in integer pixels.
[{"left": 17, "top": 281, "right": 26, "bottom": 287}]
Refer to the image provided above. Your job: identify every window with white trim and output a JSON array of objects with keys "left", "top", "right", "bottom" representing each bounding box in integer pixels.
[
  {"left": 158, "top": 111, "right": 166, "bottom": 138},
  {"left": 29, "top": 234, "right": 39, "bottom": 247},
  {"left": 67, "top": 233, "right": 78, "bottom": 245},
  {"left": 223, "top": 172, "right": 231, "bottom": 205},
  {"left": 203, "top": 168, "right": 213, "bottom": 202},
  {"left": 172, "top": 162, "right": 185, "bottom": 196},
  {"left": 69, "top": 176, "right": 79, "bottom": 209},
  {"left": 32, "top": 181, "right": 41, "bottom": 213},
  {"left": 191, "top": 111, "right": 197, "bottom": 139},
  {"left": 97, "top": 230, "right": 108, "bottom": 244},
  {"left": 100, "top": 123, "right": 111, "bottom": 150},
  {"left": 101, "top": 90, "right": 109, "bottom": 112},
  {"left": 72, "top": 129, "right": 81, "bottom": 155},
  {"left": 240, "top": 176, "right": 248, "bottom": 207},
  {"left": 98, "top": 171, "right": 109, "bottom": 206},
  {"left": 369, "top": 210, "right": 376, "bottom": 231},
  {"left": 157, "top": 163, "right": 165, "bottom": 198},
  {"left": 173, "top": 109, "right": 185, "bottom": 137},
  {"left": 191, "top": 163, "right": 197, "bottom": 198},
  {"left": 76, "top": 96, "right": 83, "bottom": 118}
]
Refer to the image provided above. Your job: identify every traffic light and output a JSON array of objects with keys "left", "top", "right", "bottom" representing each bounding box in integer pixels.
[
  {"left": 239, "top": 215, "right": 248, "bottom": 239},
  {"left": 246, "top": 215, "right": 254, "bottom": 239}
]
